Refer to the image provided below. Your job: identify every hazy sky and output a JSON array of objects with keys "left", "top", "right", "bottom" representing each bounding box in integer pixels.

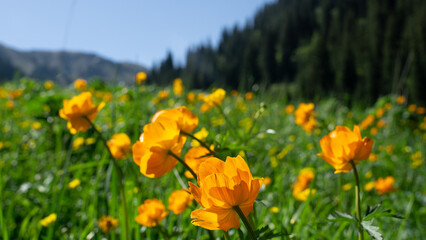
[{"left": 0, "top": 0, "right": 274, "bottom": 67}]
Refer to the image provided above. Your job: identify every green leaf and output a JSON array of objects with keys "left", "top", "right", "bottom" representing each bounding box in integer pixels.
[
  {"left": 364, "top": 202, "right": 382, "bottom": 218},
  {"left": 327, "top": 211, "right": 357, "bottom": 222},
  {"left": 255, "top": 199, "right": 268, "bottom": 207},
  {"left": 361, "top": 220, "right": 383, "bottom": 240}
]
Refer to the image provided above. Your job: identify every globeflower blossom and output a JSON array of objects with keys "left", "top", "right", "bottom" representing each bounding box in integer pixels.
[
  {"left": 294, "top": 103, "right": 316, "bottom": 133},
  {"left": 184, "top": 146, "right": 213, "bottom": 178},
  {"left": 98, "top": 216, "right": 118, "bottom": 233},
  {"left": 74, "top": 78, "right": 87, "bottom": 91},
  {"left": 59, "top": 92, "right": 105, "bottom": 134},
  {"left": 318, "top": 125, "right": 373, "bottom": 173},
  {"left": 132, "top": 118, "right": 185, "bottom": 178},
  {"left": 292, "top": 168, "right": 316, "bottom": 201},
  {"left": 201, "top": 88, "right": 226, "bottom": 112},
  {"left": 136, "top": 72, "right": 147, "bottom": 84},
  {"left": 135, "top": 199, "right": 168, "bottom": 227},
  {"left": 40, "top": 213, "right": 57, "bottom": 227},
  {"left": 375, "top": 176, "right": 396, "bottom": 195},
  {"left": 173, "top": 78, "right": 184, "bottom": 96},
  {"left": 189, "top": 155, "right": 261, "bottom": 231},
  {"left": 107, "top": 133, "right": 131, "bottom": 160},
  {"left": 168, "top": 189, "right": 193, "bottom": 214},
  {"left": 151, "top": 106, "right": 198, "bottom": 133}
]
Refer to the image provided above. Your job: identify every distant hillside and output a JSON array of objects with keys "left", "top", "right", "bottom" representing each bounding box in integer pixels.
[{"left": 0, "top": 43, "right": 147, "bottom": 84}]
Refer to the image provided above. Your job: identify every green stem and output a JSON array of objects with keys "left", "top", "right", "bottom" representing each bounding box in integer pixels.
[
  {"left": 85, "top": 117, "right": 129, "bottom": 240},
  {"left": 223, "top": 231, "right": 231, "bottom": 240},
  {"left": 232, "top": 206, "right": 257, "bottom": 240},
  {"left": 168, "top": 151, "right": 197, "bottom": 179},
  {"left": 180, "top": 131, "right": 218, "bottom": 157},
  {"left": 350, "top": 160, "right": 364, "bottom": 240},
  {"left": 216, "top": 105, "right": 242, "bottom": 140}
]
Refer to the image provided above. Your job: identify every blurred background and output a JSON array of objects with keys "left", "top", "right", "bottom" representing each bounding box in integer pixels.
[{"left": 0, "top": 0, "right": 425, "bottom": 105}]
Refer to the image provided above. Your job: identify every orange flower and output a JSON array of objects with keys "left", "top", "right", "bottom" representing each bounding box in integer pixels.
[
  {"left": 44, "top": 80, "right": 54, "bottom": 90},
  {"left": 396, "top": 96, "right": 405, "bottom": 104},
  {"left": 318, "top": 125, "right": 373, "bottom": 173},
  {"left": 184, "top": 146, "right": 212, "bottom": 178},
  {"left": 136, "top": 72, "right": 147, "bottom": 84},
  {"left": 59, "top": 92, "right": 105, "bottom": 134},
  {"left": 135, "top": 199, "right": 168, "bottom": 227},
  {"left": 152, "top": 106, "right": 198, "bottom": 133},
  {"left": 132, "top": 118, "right": 185, "bottom": 178},
  {"left": 376, "top": 108, "right": 384, "bottom": 117},
  {"left": 158, "top": 90, "right": 169, "bottom": 100},
  {"left": 231, "top": 90, "right": 239, "bottom": 97},
  {"left": 9, "top": 89, "right": 23, "bottom": 99},
  {"left": 285, "top": 104, "right": 295, "bottom": 114},
  {"left": 292, "top": 168, "right": 316, "bottom": 201},
  {"left": 201, "top": 88, "right": 226, "bottom": 112},
  {"left": 168, "top": 189, "right": 193, "bottom": 214},
  {"left": 360, "top": 114, "right": 375, "bottom": 130},
  {"left": 173, "top": 78, "right": 184, "bottom": 96},
  {"left": 74, "top": 78, "right": 87, "bottom": 91},
  {"left": 107, "top": 133, "right": 131, "bottom": 160},
  {"left": 294, "top": 103, "right": 316, "bottom": 133},
  {"left": 187, "top": 92, "right": 195, "bottom": 103},
  {"left": 245, "top": 92, "right": 254, "bottom": 100},
  {"left": 98, "top": 216, "right": 118, "bottom": 233},
  {"left": 189, "top": 155, "right": 261, "bottom": 231},
  {"left": 375, "top": 176, "right": 396, "bottom": 195}
]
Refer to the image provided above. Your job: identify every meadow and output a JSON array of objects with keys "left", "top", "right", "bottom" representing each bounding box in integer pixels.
[{"left": 0, "top": 77, "right": 425, "bottom": 239}]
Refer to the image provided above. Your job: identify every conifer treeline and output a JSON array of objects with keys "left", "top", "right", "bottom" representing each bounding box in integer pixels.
[{"left": 149, "top": 0, "right": 426, "bottom": 104}]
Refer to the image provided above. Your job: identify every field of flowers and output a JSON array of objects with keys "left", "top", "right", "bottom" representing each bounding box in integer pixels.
[{"left": 0, "top": 76, "right": 425, "bottom": 239}]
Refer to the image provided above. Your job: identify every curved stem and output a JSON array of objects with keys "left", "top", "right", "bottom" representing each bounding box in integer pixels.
[
  {"left": 84, "top": 117, "right": 129, "bottom": 240},
  {"left": 168, "top": 150, "right": 197, "bottom": 179},
  {"left": 350, "top": 160, "right": 364, "bottom": 240},
  {"left": 232, "top": 206, "right": 257, "bottom": 240},
  {"left": 180, "top": 131, "right": 218, "bottom": 158}
]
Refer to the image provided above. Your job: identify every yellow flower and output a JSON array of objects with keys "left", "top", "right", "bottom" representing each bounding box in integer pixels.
[
  {"left": 384, "top": 103, "right": 392, "bottom": 110},
  {"left": 6, "top": 100, "right": 14, "bottom": 109},
  {"left": 44, "top": 80, "right": 54, "bottom": 90},
  {"left": 376, "top": 120, "right": 386, "bottom": 128},
  {"left": 98, "top": 216, "right": 118, "bottom": 233},
  {"left": 158, "top": 90, "right": 169, "bottom": 100},
  {"left": 191, "top": 128, "right": 208, "bottom": 147},
  {"left": 135, "top": 199, "right": 168, "bottom": 227},
  {"left": 152, "top": 106, "right": 198, "bottom": 133},
  {"left": 408, "top": 104, "right": 417, "bottom": 112},
  {"left": 368, "top": 153, "right": 378, "bottom": 162},
  {"left": 197, "top": 93, "right": 206, "bottom": 102},
  {"left": 261, "top": 176, "right": 272, "bottom": 186},
  {"left": 74, "top": 78, "right": 87, "bottom": 91},
  {"left": 376, "top": 108, "right": 384, "bottom": 117},
  {"left": 360, "top": 114, "right": 375, "bottom": 130},
  {"left": 292, "top": 168, "right": 316, "bottom": 201},
  {"left": 136, "top": 72, "right": 147, "bottom": 84},
  {"left": 189, "top": 155, "right": 261, "bottom": 231},
  {"left": 342, "top": 183, "right": 352, "bottom": 191},
  {"left": 245, "top": 92, "right": 254, "bottom": 100},
  {"left": 85, "top": 137, "right": 96, "bottom": 145},
  {"left": 294, "top": 103, "right": 316, "bottom": 133},
  {"left": 370, "top": 127, "right": 378, "bottom": 136},
  {"left": 184, "top": 146, "right": 213, "bottom": 178},
  {"left": 40, "top": 213, "right": 57, "bottom": 227},
  {"left": 59, "top": 92, "right": 105, "bottom": 134},
  {"left": 168, "top": 189, "right": 193, "bottom": 214},
  {"left": 200, "top": 88, "right": 226, "bottom": 113},
  {"left": 187, "top": 92, "right": 195, "bottom": 103},
  {"left": 318, "top": 125, "right": 373, "bottom": 173},
  {"left": 107, "top": 133, "right": 131, "bottom": 160},
  {"left": 285, "top": 104, "right": 295, "bottom": 114},
  {"left": 396, "top": 96, "right": 405, "bottom": 104},
  {"left": 364, "top": 181, "right": 375, "bottom": 191},
  {"left": 132, "top": 118, "right": 185, "bottom": 178},
  {"left": 31, "top": 122, "right": 42, "bottom": 130},
  {"left": 375, "top": 176, "right": 396, "bottom": 195},
  {"left": 9, "top": 89, "right": 23, "bottom": 99},
  {"left": 73, "top": 137, "right": 85, "bottom": 150},
  {"left": 365, "top": 171, "right": 373, "bottom": 178},
  {"left": 68, "top": 179, "right": 81, "bottom": 189},
  {"left": 270, "top": 206, "right": 279, "bottom": 214},
  {"left": 173, "top": 78, "right": 184, "bottom": 96}
]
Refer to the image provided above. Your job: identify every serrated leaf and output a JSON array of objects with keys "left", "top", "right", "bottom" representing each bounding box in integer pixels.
[
  {"left": 364, "top": 202, "right": 382, "bottom": 218},
  {"left": 328, "top": 211, "right": 357, "bottom": 222},
  {"left": 361, "top": 220, "right": 383, "bottom": 240}
]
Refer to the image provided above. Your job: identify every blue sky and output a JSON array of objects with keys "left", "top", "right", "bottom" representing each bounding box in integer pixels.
[{"left": 0, "top": 0, "right": 274, "bottom": 68}]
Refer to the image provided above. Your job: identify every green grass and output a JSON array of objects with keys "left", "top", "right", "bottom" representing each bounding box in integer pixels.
[{"left": 0, "top": 78, "right": 425, "bottom": 239}]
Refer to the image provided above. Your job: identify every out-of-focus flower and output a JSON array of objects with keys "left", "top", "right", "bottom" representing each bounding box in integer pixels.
[
  {"left": 136, "top": 72, "right": 147, "bottom": 84},
  {"left": 318, "top": 125, "right": 373, "bottom": 173},
  {"left": 74, "top": 78, "right": 87, "bottom": 91},
  {"left": 197, "top": 93, "right": 205, "bottom": 102},
  {"left": 98, "top": 216, "right": 118, "bottom": 233},
  {"left": 118, "top": 94, "right": 129, "bottom": 102},
  {"left": 103, "top": 92, "right": 113, "bottom": 102},
  {"left": 158, "top": 90, "right": 169, "bottom": 100},
  {"left": 44, "top": 80, "right": 54, "bottom": 90},
  {"left": 184, "top": 146, "right": 212, "bottom": 178},
  {"left": 201, "top": 88, "right": 226, "bottom": 113},
  {"left": 59, "top": 92, "right": 105, "bottom": 134},
  {"left": 73, "top": 137, "right": 85, "bottom": 150},
  {"left": 135, "top": 199, "right": 168, "bottom": 227},
  {"left": 375, "top": 176, "right": 396, "bottom": 195},
  {"left": 107, "top": 133, "right": 131, "bottom": 160},
  {"left": 370, "top": 127, "right": 378, "bottom": 136},
  {"left": 384, "top": 103, "right": 392, "bottom": 110},
  {"left": 189, "top": 155, "right": 261, "bottom": 231},
  {"left": 364, "top": 181, "right": 375, "bottom": 191},
  {"left": 376, "top": 108, "right": 384, "bottom": 117},
  {"left": 410, "top": 151, "right": 423, "bottom": 169},
  {"left": 270, "top": 206, "right": 279, "bottom": 214},
  {"left": 152, "top": 106, "right": 198, "bottom": 133},
  {"left": 40, "top": 213, "right": 57, "bottom": 227},
  {"left": 396, "top": 96, "right": 405, "bottom": 104},
  {"left": 360, "top": 115, "right": 375, "bottom": 130},
  {"left": 132, "top": 118, "right": 185, "bottom": 178},
  {"left": 417, "top": 107, "right": 425, "bottom": 115},
  {"left": 231, "top": 90, "right": 239, "bottom": 97},
  {"left": 342, "top": 183, "right": 352, "bottom": 191},
  {"left": 187, "top": 92, "right": 195, "bottom": 103},
  {"left": 9, "top": 89, "right": 23, "bottom": 99},
  {"left": 386, "top": 145, "right": 394, "bottom": 155},
  {"left": 376, "top": 120, "right": 386, "bottom": 128},
  {"left": 68, "top": 179, "right": 81, "bottom": 189},
  {"left": 191, "top": 128, "right": 208, "bottom": 147},
  {"left": 365, "top": 171, "right": 373, "bottom": 178},
  {"left": 408, "top": 104, "right": 417, "bottom": 112},
  {"left": 173, "top": 78, "right": 184, "bottom": 96},
  {"left": 368, "top": 153, "right": 378, "bottom": 162},
  {"left": 261, "top": 176, "right": 272, "bottom": 186},
  {"left": 32, "top": 122, "right": 42, "bottom": 130},
  {"left": 85, "top": 137, "right": 96, "bottom": 145},
  {"left": 245, "top": 92, "right": 254, "bottom": 100},
  {"left": 292, "top": 168, "right": 316, "bottom": 201},
  {"left": 294, "top": 103, "right": 316, "bottom": 133},
  {"left": 285, "top": 104, "right": 295, "bottom": 114},
  {"left": 168, "top": 189, "right": 193, "bottom": 214}
]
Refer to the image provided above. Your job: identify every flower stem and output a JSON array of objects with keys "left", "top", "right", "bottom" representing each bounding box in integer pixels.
[
  {"left": 216, "top": 105, "right": 242, "bottom": 140},
  {"left": 168, "top": 150, "right": 197, "bottom": 179},
  {"left": 350, "top": 160, "right": 364, "bottom": 240},
  {"left": 232, "top": 206, "right": 257, "bottom": 240},
  {"left": 85, "top": 117, "right": 129, "bottom": 240},
  {"left": 180, "top": 131, "right": 218, "bottom": 158}
]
